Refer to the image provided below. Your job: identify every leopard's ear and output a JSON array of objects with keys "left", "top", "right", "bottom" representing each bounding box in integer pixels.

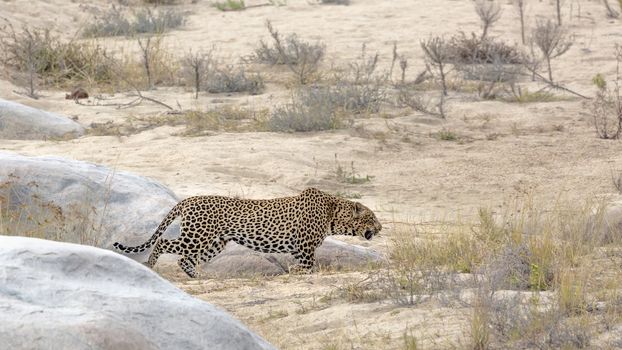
[{"left": 353, "top": 202, "right": 364, "bottom": 217}]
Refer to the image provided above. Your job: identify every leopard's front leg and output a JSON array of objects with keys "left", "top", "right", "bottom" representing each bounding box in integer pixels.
[{"left": 290, "top": 245, "right": 317, "bottom": 274}]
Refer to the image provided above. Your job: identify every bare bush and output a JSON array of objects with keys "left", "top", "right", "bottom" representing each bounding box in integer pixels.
[
  {"left": 137, "top": 36, "right": 157, "bottom": 90},
  {"left": 331, "top": 79, "right": 385, "bottom": 114},
  {"left": 591, "top": 48, "right": 622, "bottom": 139},
  {"left": 419, "top": 36, "right": 452, "bottom": 117},
  {"left": 206, "top": 65, "right": 265, "bottom": 95},
  {"left": 515, "top": 0, "right": 527, "bottom": 45},
  {"left": 83, "top": 6, "right": 186, "bottom": 37},
  {"left": 268, "top": 87, "right": 347, "bottom": 132},
  {"left": 397, "top": 88, "right": 446, "bottom": 117},
  {"left": 0, "top": 25, "right": 45, "bottom": 98},
  {"left": 253, "top": 21, "right": 325, "bottom": 84},
  {"left": 531, "top": 20, "right": 573, "bottom": 82},
  {"left": 421, "top": 36, "right": 450, "bottom": 97},
  {"left": 475, "top": 0, "right": 502, "bottom": 41},
  {"left": 331, "top": 45, "right": 387, "bottom": 114},
  {"left": 447, "top": 32, "right": 523, "bottom": 65},
  {"left": 446, "top": 32, "right": 524, "bottom": 99},
  {"left": 182, "top": 49, "right": 213, "bottom": 99},
  {"left": 0, "top": 21, "right": 116, "bottom": 93}
]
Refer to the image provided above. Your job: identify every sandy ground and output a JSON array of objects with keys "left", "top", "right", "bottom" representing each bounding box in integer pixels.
[{"left": 2, "top": 0, "right": 622, "bottom": 348}]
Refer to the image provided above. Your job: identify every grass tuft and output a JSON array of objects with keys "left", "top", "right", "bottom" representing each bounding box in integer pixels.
[{"left": 213, "top": 0, "right": 246, "bottom": 11}]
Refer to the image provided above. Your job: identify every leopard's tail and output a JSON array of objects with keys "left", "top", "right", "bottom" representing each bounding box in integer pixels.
[{"left": 113, "top": 202, "right": 183, "bottom": 254}]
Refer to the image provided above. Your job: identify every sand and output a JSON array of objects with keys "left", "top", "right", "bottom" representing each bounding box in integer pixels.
[{"left": 2, "top": 0, "right": 622, "bottom": 348}]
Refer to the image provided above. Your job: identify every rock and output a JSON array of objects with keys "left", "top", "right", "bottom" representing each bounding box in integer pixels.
[
  {"left": 0, "top": 151, "right": 179, "bottom": 250},
  {"left": 193, "top": 237, "right": 383, "bottom": 278},
  {"left": 0, "top": 235, "right": 275, "bottom": 350},
  {"left": 592, "top": 200, "right": 622, "bottom": 244},
  {"left": 0, "top": 98, "right": 84, "bottom": 139}
]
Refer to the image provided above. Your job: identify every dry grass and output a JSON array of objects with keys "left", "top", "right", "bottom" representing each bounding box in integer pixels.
[
  {"left": 88, "top": 106, "right": 269, "bottom": 137},
  {"left": 319, "top": 196, "right": 622, "bottom": 347},
  {"left": 83, "top": 6, "right": 186, "bottom": 37},
  {"left": 0, "top": 175, "right": 103, "bottom": 246},
  {"left": 213, "top": 0, "right": 246, "bottom": 11},
  {"left": 253, "top": 21, "right": 326, "bottom": 84},
  {"left": 0, "top": 21, "right": 116, "bottom": 91},
  {"left": 268, "top": 87, "right": 349, "bottom": 132}
]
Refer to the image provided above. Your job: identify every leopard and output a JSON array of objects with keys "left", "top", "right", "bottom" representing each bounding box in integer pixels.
[{"left": 113, "top": 188, "right": 382, "bottom": 278}]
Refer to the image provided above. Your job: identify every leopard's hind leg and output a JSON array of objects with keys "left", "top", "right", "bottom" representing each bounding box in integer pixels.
[
  {"left": 176, "top": 237, "right": 226, "bottom": 278},
  {"left": 178, "top": 255, "right": 200, "bottom": 278},
  {"left": 146, "top": 237, "right": 184, "bottom": 268},
  {"left": 199, "top": 238, "right": 227, "bottom": 264}
]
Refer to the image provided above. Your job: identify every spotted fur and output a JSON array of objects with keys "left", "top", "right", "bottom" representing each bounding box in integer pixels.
[{"left": 113, "top": 188, "right": 382, "bottom": 278}]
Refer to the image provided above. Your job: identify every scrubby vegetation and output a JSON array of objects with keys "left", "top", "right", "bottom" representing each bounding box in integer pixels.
[
  {"left": 268, "top": 87, "right": 346, "bottom": 132},
  {"left": 253, "top": 21, "right": 326, "bottom": 84},
  {"left": 4, "top": 0, "right": 622, "bottom": 346},
  {"left": 206, "top": 65, "right": 265, "bottom": 95},
  {"left": 0, "top": 176, "right": 102, "bottom": 245},
  {"left": 213, "top": 0, "right": 246, "bottom": 11},
  {"left": 83, "top": 6, "right": 186, "bottom": 37},
  {"left": 333, "top": 197, "right": 622, "bottom": 348},
  {"left": 0, "top": 21, "right": 116, "bottom": 95},
  {"left": 591, "top": 47, "right": 622, "bottom": 139}
]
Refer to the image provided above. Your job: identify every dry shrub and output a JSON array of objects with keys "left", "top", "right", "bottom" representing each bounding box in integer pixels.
[
  {"left": 0, "top": 21, "right": 116, "bottom": 92},
  {"left": 83, "top": 6, "right": 186, "bottom": 37},
  {"left": 474, "top": 0, "right": 502, "bottom": 41},
  {"left": 268, "top": 87, "right": 348, "bottom": 132},
  {"left": 531, "top": 20, "right": 573, "bottom": 82},
  {"left": 381, "top": 227, "right": 463, "bottom": 305},
  {"left": 481, "top": 289, "right": 593, "bottom": 349},
  {"left": 206, "top": 65, "right": 265, "bottom": 95},
  {"left": 253, "top": 21, "right": 325, "bottom": 84},
  {"left": 89, "top": 106, "right": 267, "bottom": 136},
  {"left": 447, "top": 33, "right": 524, "bottom": 99},
  {"left": 448, "top": 32, "right": 523, "bottom": 66},
  {"left": 330, "top": 45, "right": 387, "bottom": 114},
  {"left": 117, "top": 35, "right": 180, "bottom": 90},
  {"left": 591, "top": 47, "right": 622, "bottom": 140},
  {"left": 180, "top": 106, "right": 268, "bottom": 135},
  {"left": 268, "top": 61, "right": 385, "bottom": 132},
  {"left": 182, "top": 49, "right": 214, "bottom": 99}
]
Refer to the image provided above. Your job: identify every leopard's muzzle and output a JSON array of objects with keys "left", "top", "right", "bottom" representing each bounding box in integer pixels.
[{"left": 364, "top": 229, "right": 374, "bottom": 240}]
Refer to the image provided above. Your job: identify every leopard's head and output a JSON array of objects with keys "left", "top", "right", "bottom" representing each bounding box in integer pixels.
[{"left": 330, "top": 200, "right": 382, "bottom": 240}]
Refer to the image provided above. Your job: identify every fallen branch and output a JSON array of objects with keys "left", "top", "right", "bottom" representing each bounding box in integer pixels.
[
  {"left": 75, "top": 89, "right": 176, "bottom": 111},
  {"left": 128, "top": 89, "right": 174, "bottom": 110},
  {"left": 522, "top": 66, "right": 591, "bottom": 99}
]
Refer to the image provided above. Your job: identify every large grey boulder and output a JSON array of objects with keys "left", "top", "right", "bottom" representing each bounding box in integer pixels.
[
  {"left": 0, "top": 235, "right": 275, "bottom": 350},
  {"left": 0, "top": 98, "right": 84, "bottom": 139},
  {"left": 591, "top": 200, "right": 622, "bottom": 245},
  {"left": 0, "top": 151, "right": 179, "bottom": 248},
  {"left": 199, "top": 238, "right": 383, "bottom": 277}
]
